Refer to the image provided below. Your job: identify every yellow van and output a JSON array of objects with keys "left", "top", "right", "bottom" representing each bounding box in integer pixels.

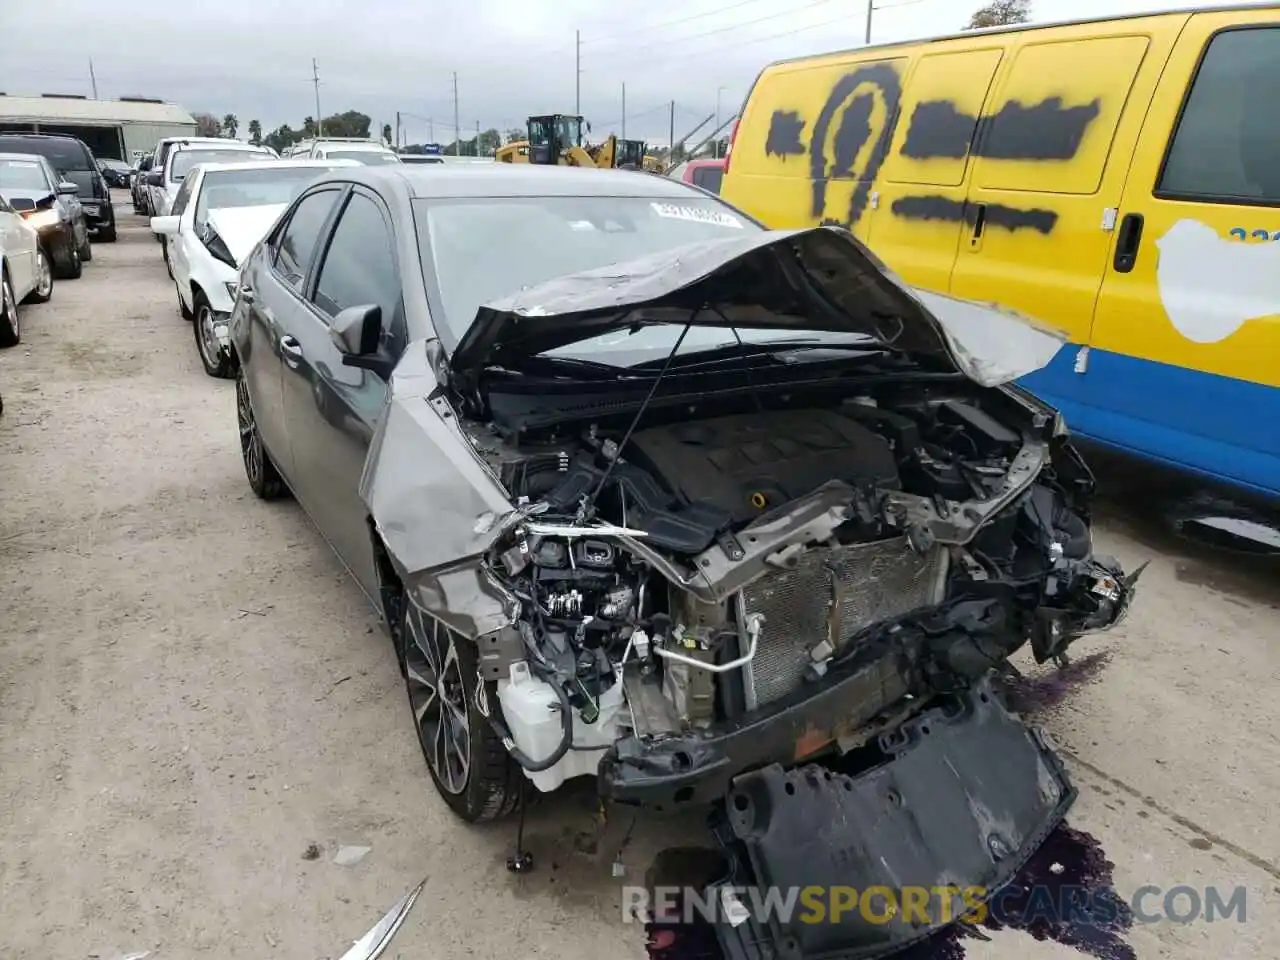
[{"left": 722, "top": 4, "right": 1280, "bottom": 500}]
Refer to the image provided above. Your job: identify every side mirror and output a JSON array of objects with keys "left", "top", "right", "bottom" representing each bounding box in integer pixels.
[
  {"left": 56, "top": 181, "right": 79, "bottom": 195},
  {"left": 150, "top": 215, "right": 180, "bottom": 236},
  {"left": 147, "top": 170, "right": 164, "bottom": 186},
  {"left": 331, "top": 304, "right": 395, "bottom": 379}
]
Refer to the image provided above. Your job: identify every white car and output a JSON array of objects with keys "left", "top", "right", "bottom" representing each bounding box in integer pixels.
[
  {"left": 143, "top": 135, "right": 236, "bottom": 217},
  {"left": 149, "top": 158, "right": 358, "bottom": 377},
  {"left": 307, "top": 141, "right": 401, "bottom": 165},
  {"left": 0, "top": 189, "right": 54, "bottom": 346}
]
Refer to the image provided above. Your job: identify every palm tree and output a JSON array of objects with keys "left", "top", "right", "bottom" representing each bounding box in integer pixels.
[
  {"left": 222, "top": 114, "right": 239, "bottom": 139},
  {"left": 247, "top": 119, "right": 262, "bottom": 145}
]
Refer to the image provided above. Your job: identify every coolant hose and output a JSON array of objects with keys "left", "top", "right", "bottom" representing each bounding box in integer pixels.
[{"left": 487, "top": 671, "right": 574, "bottom": 773}]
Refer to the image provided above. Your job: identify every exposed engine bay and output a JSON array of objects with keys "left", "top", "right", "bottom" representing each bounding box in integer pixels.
[{"left": 470, "top": 378, "right": 1137, "bottom": 797}]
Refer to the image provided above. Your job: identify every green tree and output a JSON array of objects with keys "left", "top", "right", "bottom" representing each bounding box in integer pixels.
[
  {"left": 477, "top": 128, "right": 501, "bottom": 156},
  {"left": 966, "top": 0, "right": 1030, "bottom": 28},
  {"left": 321, "top": 110, "right": 372, "bottom": 138},
  {"left": 263, "top": 124, "right": 298, "bottom": 154},
  {"left": 222, "top": 114, "right": 239, "bottom": 138},
  {"left": 247, "top": 119, "right": 262, "bottom": 145},
  {"left": 302, "top": 116, "right": 318, "bottom": 138},
  {"left": 192, "top": 112, "right": 221, "bottom": 137},
  {"left": 504, "top": 127, "right": 525, "bottom": 144},
  {"left": 381, "top": 123, "right": 393, "bottom": 145}
]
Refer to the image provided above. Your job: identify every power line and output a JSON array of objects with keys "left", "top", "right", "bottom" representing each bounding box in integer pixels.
[
  {"left": 583, "top": 0, "right": 839, "bottom": 61},
  {"left": 593, "top": 101, "right": 673, "bottom": 130},
  {"left": 580, "top": 0, "right": 775, "bottom": 46}
]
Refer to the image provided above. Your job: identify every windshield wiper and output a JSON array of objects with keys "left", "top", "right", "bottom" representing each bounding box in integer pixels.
[
  {"left": 490, "top": 353, "right": 638, "bottom": 381},
  {"left": 628, "top": 339, "right": 894, "bottom": 372}
]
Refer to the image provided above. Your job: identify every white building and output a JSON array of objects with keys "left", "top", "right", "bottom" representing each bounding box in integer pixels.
[{"left": 0, "top": 94, "right": 196, "bottom": 160}]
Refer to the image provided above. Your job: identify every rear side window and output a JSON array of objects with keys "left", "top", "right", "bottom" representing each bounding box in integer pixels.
[
  {"left": 1159, "top": 27, "right": 1280, "bottom": 203},
  {"left": 974, "top": 35, "right": 1149, "bottom": 195},
  {"left": 692, "top": 166, "right": 724, "bottom": 194},
  {"left": 273, "top": 188, "right": 341, "bottom": 293}
]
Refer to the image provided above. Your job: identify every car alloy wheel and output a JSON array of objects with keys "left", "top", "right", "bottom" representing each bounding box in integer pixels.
[
  {"left": 0, "top": 274, "right": 18, "bottom": 347},
  {"left": 194, "top": 299, "right": 230, "bottom": 378},
  {"left": 235, "top": 369, "right": 286, "bottom": 500},
  {"left": 402, "top": 604, "right": 471, "bottom": 796},
  {"left": 28, "top": 249, "right": 53, "bottom": 303}
]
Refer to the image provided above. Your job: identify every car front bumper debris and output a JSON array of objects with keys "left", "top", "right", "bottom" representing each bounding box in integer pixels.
[{"left": 705, "top": 680, "right": 1074, "bottom": 960}]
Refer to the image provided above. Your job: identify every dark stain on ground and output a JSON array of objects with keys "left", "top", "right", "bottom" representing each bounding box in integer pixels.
[
  {"left": 765, "top": 110, "right": 807, "bottom": 157},
  {"left": 976, "top": 97, "right": 1102, "bottom": 160},
  {"left": 1189, "top": 837, "right": 1213, "bottom": 851},
  {"left": 890, "top": 195, "right": 1059, "bottom": 234},
  {"left": 645, "top": 824, "right": 1133, "bottom": 959},
  {"left": 999, "top": 650, "right": 1114, "bottom": 716},
  {"left": 900, "top": 101, "right": 978, "bottom": 159}
]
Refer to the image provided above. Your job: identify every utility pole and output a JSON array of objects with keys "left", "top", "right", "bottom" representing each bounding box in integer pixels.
[
  {"left": 714, "top": 87, "right": 726, "bottom": 158},
  {"left": 452, "top": 72, "right": 460, "bottom": 156},
  {"left": 395, "top": 111, "right": 401, "bottom": 149},
  {"left": 311, "top": 58, "right": 323, "bottom": 137},
  {"left": 621, "top": 83, "right": 626, "bottom": 139},
  {"left": 575, "top": 30, "right": 582, "bottom": 115},
  {"left": 669, "top": 101, "right": 675, "bottom": 156},
  {"left": 476, "top": 120, "right": 481, "bottom": 156},
  {"left": 865, "top": 0, "right": 873, "bottom": 44},
  {"left": 88, "top": 59, "right": 98, "bottom": 98}
]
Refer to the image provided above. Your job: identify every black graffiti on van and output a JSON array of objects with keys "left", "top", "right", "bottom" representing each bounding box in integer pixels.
[{"left": 762, "top": 64, "right": 1101, "bottom": 234}]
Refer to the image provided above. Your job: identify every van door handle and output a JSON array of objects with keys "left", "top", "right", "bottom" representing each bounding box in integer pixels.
[
  {"left": 1113, "top": 213, "right": 1144, "bottom": 273},
  {"left": 969, "top": 202, "right": 987, "bottom": 243}
]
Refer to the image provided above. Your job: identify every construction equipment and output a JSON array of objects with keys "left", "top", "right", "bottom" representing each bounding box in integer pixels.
[{"left": 495, "top": 118, "right": 663, "bottom": 172}]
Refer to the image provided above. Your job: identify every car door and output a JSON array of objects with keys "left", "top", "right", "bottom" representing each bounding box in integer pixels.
[
  {"left": 238, "top": 186, "right": 346, "bottom": 485},
  {"left": 0, "top": 193, "right": 36, "bottom": 298},
  {"left": 280, "top": 187, "right": 407, "bottom": 599},
  {"left": 1087, "top": 11, "right": 1280, "bottom": 494},
  {"left": 167, "top": 173, "right": 200, "bottom": 307}
]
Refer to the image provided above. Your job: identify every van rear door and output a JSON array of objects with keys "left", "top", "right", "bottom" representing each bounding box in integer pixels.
[
  {"left": 946, "top": 20, "right": 1178, "bottom": 413},
  {"left": 1087, "top": 10, "right": 1280, "bottom": 498}
]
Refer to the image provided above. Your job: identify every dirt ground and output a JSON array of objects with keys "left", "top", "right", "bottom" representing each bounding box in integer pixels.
[{"left": 1, "top": 193, "right": 1277, "bottom": 960}]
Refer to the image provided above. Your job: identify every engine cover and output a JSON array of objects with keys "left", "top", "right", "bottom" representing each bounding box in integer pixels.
[{"left": 627, "top": 409, "right": 898, "bottom": 525}]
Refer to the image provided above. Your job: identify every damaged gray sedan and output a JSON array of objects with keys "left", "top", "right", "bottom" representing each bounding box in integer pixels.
[{"left": 228, "top": 165, "right": 1140, "bottom": 958}]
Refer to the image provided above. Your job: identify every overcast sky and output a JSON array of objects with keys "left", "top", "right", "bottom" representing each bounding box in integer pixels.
[{"left": 0, "top": 0, "right": 1267, "bottom": 145}]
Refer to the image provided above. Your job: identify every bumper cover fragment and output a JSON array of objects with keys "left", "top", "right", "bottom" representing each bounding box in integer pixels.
[{"left": 709, "top": 680, "right": 1075, "bottom": 959}]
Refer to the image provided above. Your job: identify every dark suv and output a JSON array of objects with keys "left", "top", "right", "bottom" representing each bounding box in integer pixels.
[{"left": 0, "top": 133, "right": 117, "bottom": 242}]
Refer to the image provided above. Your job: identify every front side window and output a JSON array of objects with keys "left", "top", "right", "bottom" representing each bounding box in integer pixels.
[
  {"left": 692, "top": 166, "right": 724, "bottom": 194},
  {"left": 1159, "top": 27, "right": 1280, "bottom": 203},
  {"left": 170, "top": 175, "right": 197, "bottom": 217},
  {"left": 312, "top": 193, "right": 403, "bottom": 350},
  {"left": 273, "top": 188, "right": 341, "bottom": 292}
]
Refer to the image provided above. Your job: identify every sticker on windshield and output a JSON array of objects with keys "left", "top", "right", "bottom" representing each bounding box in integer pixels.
[{"left": 649, "top": 202, "right": 743, "bottom": 229}]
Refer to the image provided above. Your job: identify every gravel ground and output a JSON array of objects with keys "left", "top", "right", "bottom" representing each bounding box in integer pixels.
[{"left": 0, "top": 192, "right": 1276, "bottom": 960}]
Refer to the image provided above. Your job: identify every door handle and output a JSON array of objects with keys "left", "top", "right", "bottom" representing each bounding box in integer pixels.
[
  {"left": 1113, "top": 213, "right": 1144, "bottom": 274},
  {"left": 279, "top": 335, "right": 304, "bottom": 365},
  {"left": 969, "top": 202, "right": 987, "bottom": 244}
]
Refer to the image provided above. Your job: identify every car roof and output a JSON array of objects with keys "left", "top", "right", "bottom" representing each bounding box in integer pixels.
[
  {"left": 0, "top": 132, "right": 86, "bottom": 144},
  {"left": 684, "top": 158, "right": 726, "bottom": 169},
  {"left": 336, "top": 163, "right": 712, "bottom": 199},
  {"left": 170, "top": 141, "right": 273, "bottom": 153},
  {"left": 0, "top": 151, "right": 50, "bottom": 163},
  {"left": 195, "top": 159, "right": 361, "bottom": 174}
]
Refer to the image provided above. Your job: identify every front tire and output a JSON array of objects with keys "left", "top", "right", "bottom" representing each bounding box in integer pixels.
[
  {"left": 55, "top": 242, "right": 82, "bottom": 280},
  {"left": 22, "top": 249, "right": 53, "bottom": 305},
  {"left": 194, "top": 295, "right": 231, "bottom": 379},
  {"left": 399, "top": 601, "right": 522, "bottom": 822},
  {"left": 0, "top": 272, "right": 19, "bottom": 348},
  {"left": 235, "top": 367, "right": 288, "bottom": 500},
  {"left": 98, "top": 221, "right": 117, "bottom": 243},
  {"left": 79, "top": 230, "right": 92, "bottom": 262}
]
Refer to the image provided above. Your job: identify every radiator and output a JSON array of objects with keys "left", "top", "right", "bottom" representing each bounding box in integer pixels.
[{"left": 740, "top": 536, "right": 947, "bottom": 707}]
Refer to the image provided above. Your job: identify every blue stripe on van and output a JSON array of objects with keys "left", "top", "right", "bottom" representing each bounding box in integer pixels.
[{"left": 1017, "top": 348, "right": 1280, "bottom": 500}]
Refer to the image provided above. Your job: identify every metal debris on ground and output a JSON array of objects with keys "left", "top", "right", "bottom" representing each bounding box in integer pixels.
[{"left": 333, "top": 844, "right": 372, "bottom": 866}]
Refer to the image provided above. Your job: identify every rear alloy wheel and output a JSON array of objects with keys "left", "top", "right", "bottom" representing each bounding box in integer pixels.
[
  {"left": 194, "top": 295, "right": 231, "bottom": 379},
  {"left": 23, "top": 249, "right": 53, "bottom": 305},
  {"left": 235, "top": 368, "right": 288, "bottom": 500},
  {"left": 400, "top": 602, "right": 521, "bottom": 822},
  {"left": 0, "top": 272, "right": 19, "bottom": 348}
]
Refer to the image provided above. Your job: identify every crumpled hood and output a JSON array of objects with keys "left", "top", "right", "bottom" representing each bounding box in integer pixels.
[
  {"left": 207, "top": 203, "right": 288, "bottom": 267},
  {"left": 449, "top": 225, "right": 1065, "bottom": 388}
]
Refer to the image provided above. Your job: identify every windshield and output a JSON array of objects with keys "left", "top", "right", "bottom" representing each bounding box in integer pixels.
[
  {"left": 412, "top": 195, "right": 857, "bottom": 363},
  {"left": 326, "top": 150, "right": 400, "bottom": 164},
  {"left": 557, "top": 116, "right": 582, "bottom": 148},
  {"left": 170, "top": 149, "right": 273, "bottom": 180},
  {"left": 0, "top": 158, "right": 51, "bottom": 192},
  {"left": 616, "top": 140, "right": 645, "bottom": 166},
  {"left": 194, "top": 166, "right": 338, "bottom": 220}
]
